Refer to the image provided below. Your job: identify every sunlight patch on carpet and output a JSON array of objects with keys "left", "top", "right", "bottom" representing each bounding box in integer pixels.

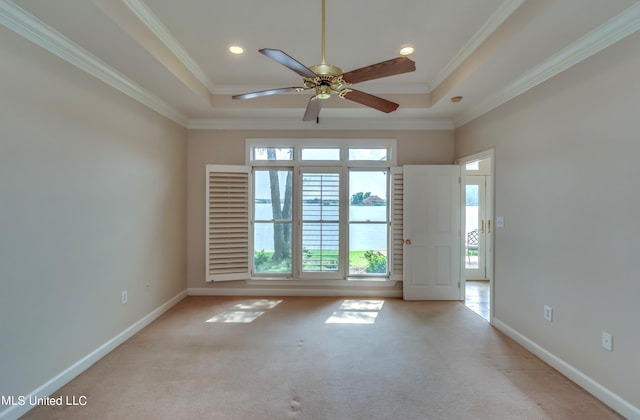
[
  {"left": 326, "top": 311, "right": 379, "bottom": 324},
  {"left": 206, "top": 299, "right": 283, "bottom": 323},
  {"left": 232, "top": 299, "right": 283, "bottom": 311},
  {"left": 338, "top": 299, "right": 384, "bottom": 311},
  {"left": 206, "top": 311, "right": 265, "bottom": 323},
  {"left": 325, "top": 299, "right": 385, "bottom": 324}
]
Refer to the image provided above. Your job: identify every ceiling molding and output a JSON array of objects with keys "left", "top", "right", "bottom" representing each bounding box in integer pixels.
[
  {"left": 431, "top": 0, "right": 526, "bottom": 90},
  {"left": 453, "top": 1, "right": 640, "bottom": 128},
  {"left": 93, "top": 0, "right": 212, "bottom": 104},
  {"left": 188, "top": 119, "right": 454, "bottom": 131},
  {"left": 0, "top": 1, "right": 188, "bottom": 126},
  {"left": 188, "top": 109, "right": 454, "bottom": 131},
  {"left": 122, "top": 0, "right": 216, "bottom": 93}
]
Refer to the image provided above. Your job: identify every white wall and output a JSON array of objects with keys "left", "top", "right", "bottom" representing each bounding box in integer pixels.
[
  {"left": 455, "top": 32, "right": 640, "bottom": 416},
  {"left": 0, "top": 25, "right": 187, "bottom": 416}
]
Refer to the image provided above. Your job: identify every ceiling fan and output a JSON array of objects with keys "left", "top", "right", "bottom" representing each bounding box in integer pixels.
[{"left": 232, "top": 0, "right": 416, "bottom": 122}]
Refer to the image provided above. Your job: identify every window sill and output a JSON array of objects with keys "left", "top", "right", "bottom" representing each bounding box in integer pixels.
[{"left": 246, "top": 278, "right": 397, "bottom": 287}]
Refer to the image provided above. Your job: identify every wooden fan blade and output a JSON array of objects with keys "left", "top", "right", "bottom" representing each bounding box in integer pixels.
[
  {"left": 260, "top": 48, "right": 317, "bottom": 78},
  {"left": 232, "top": 87, "right": 302, "bottom": 100},
  {"left": 303, "top": 96, "right": 322, "bottom": 121},
  {"left": 342, "top": 89, "right": 399, "bottom": 113},
  {"left": 342, "top": 56, "right": 416, "bottom": 85}
]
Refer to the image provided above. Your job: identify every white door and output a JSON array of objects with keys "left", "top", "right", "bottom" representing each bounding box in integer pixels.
[{"left": 403, "top": 165, "right": 461, "bottom": 300}]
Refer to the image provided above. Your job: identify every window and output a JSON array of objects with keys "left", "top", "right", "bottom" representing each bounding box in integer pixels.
[
  {"left": 207, "top": 139, "right": 401, "bottom": 282},
  {"left": 349, "top": 148, "right": 388, "bottom": 161},
  {"left": 301, "top": 169, "right": 341, "bottom": 274},
  {"left": 465, "top": 161, "right": 479, "bottom": 171},
  {"left": 301, "top": 147, "right": 340, "bottom": 160},
  {"left": 252, "top": 147, "right": 293, "bottom": 161},
  {"left": 349, "top": 170, "right": 388, "bottom": 275},
  {"left": 253, "top": 169, "right": 292, "bottom": 274}
]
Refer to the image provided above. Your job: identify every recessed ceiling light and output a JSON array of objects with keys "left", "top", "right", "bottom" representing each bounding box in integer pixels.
[
  {"left": 229, "top": 45, "right": 244, "bottom": 55},
  {"left": 399, "top": 44, "right": 415, "bottom": 56}
]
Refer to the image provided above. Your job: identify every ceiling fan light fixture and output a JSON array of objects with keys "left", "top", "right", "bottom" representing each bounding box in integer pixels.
[
  {"left": 228, "top": 45, "right": 244, "bottom": 55},
  {"left": 315, "top": 84, "right": 331, "bottom": 99}
]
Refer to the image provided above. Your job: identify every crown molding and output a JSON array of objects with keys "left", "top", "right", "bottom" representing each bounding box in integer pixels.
[
  {"left": 453, "top": 1, "right": 640, "bottom": 128},
  {"left": 431, "top": 0, "right": 526, "bottom": 89},
  {"left": 188, "top": 109, "right": 454, "bottom": 131},
  {"left": 122, "top": 0, "right": 216, "bottom": 93},
  {"left": 188, "top": 118, "right": 453, "bottom": 131},
  {"left": 0, "top": 0, "right": 188, "bottom": 127}
]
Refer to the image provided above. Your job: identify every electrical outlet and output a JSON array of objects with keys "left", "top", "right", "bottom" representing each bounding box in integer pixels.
[
  {"left": 121, "top": 290, "right": 128, "bottom": 305},
  {"left": 601, "top": 331, "right": 613, "bottom": 351},
  {"left": 544, "top": 305, "right": 553, "bottom": 322}
]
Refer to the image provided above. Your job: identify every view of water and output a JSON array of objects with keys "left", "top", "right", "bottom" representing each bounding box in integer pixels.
[{"left": 254, "top": 203, "right": 388, "bottom": 251}]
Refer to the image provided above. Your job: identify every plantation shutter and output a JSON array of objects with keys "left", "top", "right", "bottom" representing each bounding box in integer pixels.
[
  {"left": 206, "top": 165, "right": 251, "bottom": 282},
  {"left": 301, "top": 171, "right": 341, "bottom": 273},
  {"left": 390, "top": 167, "right": 404, "bottom": 281}
]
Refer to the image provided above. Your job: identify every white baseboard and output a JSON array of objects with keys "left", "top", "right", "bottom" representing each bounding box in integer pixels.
[
  {"left": 188, "top": 286, "right": 402, "bottom": 298},
  {"left": 492, "top": 317, "right": 640, "bottom": 420},
  {"left": 0, "top": 290, "right": 187, "bottom": 420}
]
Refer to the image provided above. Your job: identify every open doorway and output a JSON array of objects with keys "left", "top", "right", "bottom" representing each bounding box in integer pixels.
[{"left": 459, "top": 151, "right": 493, "bottom": 321}]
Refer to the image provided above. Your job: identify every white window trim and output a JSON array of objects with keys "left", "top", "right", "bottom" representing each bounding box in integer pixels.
[{"left": 246, "top": 138, "right": 397, "bottom": 167}]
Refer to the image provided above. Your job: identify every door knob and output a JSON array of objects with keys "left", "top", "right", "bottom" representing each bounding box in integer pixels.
[{"left": 405, "top": 239, "right": 411, "bottom": 245}]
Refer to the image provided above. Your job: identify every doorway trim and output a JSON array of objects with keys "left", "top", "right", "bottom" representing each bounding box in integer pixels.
[{"left": 456, "top": 149, "right": 495, "bottom": 322}]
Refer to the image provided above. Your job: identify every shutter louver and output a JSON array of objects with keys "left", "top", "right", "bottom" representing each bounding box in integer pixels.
[
  {"left": 206, "top": 165, "right": 251, "bottom": 282},
  {"left": 391, "top": 168, "right": 404, "bottom": 280}
]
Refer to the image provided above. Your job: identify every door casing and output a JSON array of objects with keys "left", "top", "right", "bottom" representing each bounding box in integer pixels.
[{"left": 457, "top": 150, "right": 495, "bottom": 320}]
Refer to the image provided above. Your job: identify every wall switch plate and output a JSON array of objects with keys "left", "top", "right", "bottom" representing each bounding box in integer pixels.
[
  {"left": 122, "top": 290, "right": 128, "bottom": 305},
  {"left": 601, "top": 331, "right": 613, "bottom": 351},
  {"left": 496, "top": 216, "right": 504, "bottom": 228},
  {"left": 544, "top": 305, "right": 553, "bottom": 322}
]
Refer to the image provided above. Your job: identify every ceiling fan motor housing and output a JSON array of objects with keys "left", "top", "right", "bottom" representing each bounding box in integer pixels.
[{"left": 310, "top": 63, "right": 342, "bottom": 76}]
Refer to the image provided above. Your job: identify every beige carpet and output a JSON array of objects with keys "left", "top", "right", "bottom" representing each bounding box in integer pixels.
[{"left": 22, "top": 297, "right": 621, "bottom": 419}]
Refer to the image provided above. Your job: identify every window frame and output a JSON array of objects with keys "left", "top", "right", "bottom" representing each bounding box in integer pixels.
[
  {"left": 244, "top": 139, "right": 398, "bottom": 282},
  {"left": 245, "top": 139, "right": 396, "bottom": 167},
  {"left": 298, "top": 166, "right": 345, "bottom": 280},
  {"left": 348, "top": 168, "right": 391, "bottom": 277},
  {"left": 252, "top": 167, "right": 294, "bottom": 277}
]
